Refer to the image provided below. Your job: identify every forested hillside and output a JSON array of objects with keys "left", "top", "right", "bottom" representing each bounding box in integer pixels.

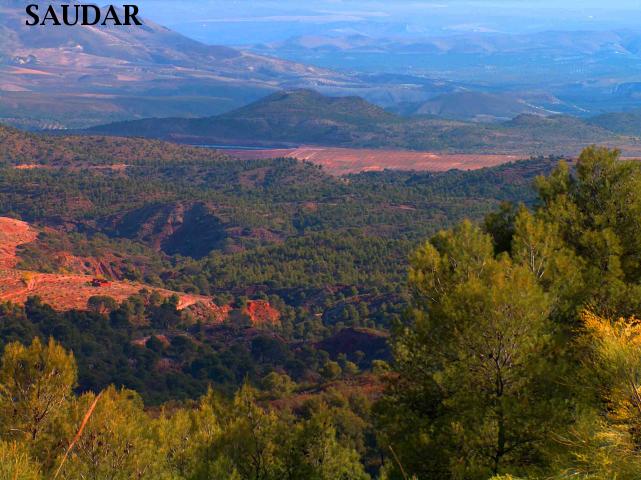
[
  {"left": 4, "top": 125, "right": 641, "bottom": 478},
  {"left": 0, "top": 124, "right": 231, "bottom": 165},
  {"left": 0, "top": 126, "right": 559, "bottom": 410},
  {"left": 84, "top": 89, "right": 641, "bottom": 155},
  {"left": 2, "top": 146, "right": 641, "bottom": 478},
  {"left": 0, "top": 127, "right": 555, "bottom": 305},
  {"left": 587, "top": 109, "right": 641, "bottom": 136}
]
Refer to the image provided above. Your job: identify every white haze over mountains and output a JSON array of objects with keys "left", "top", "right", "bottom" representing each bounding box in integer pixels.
[
  {"left": 129, "top": 0, "right": 641, "bottom": 118},
  {"left": 4, "top": 0, "right": 641, "bottom": 127},
  {"left": 135, "top": 0, "right": 641, "bottom": 45}
]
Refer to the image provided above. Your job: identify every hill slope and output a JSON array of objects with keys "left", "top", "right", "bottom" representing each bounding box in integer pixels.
[
  {"left": 0, "top": 124, "right": 231, "bottom": 165},
  {"left": 411, "top": 91, "right": 552, "bottom": 122},
  {"left": 0, "top": 0, "right": 357, "bottom": 128},
  {"left": 86, "top": 89, "right": 402, "bottom": 147},
  {"left": 0, "top": 217, "right": 222, "bottom": 312},
  {"left": 587, "top": 110, "right": 641, "bottom": 137},
  {"left": 85, "top": 90, "right": 639, "bottom": 155}
]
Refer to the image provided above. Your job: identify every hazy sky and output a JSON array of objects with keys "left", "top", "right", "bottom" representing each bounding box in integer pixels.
[{"left": 134, "top": 1, "right": 641, "bottom": 45}]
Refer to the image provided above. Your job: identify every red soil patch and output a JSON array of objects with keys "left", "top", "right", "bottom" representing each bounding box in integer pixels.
[
  {"left": 183, "top": 301, "right": 232, "bottom": 323},
  {"left": 244, "top": 300, "right": 281, "bottom": 326},
  {"left": 13, "top": 164, "right": 43, "bottom": 170},
  {"left": 225, "top": 146, "right": 524, "bottom": 175},
  {"left": 52, "top": 251, "right": 125, "bottom": 278},
  {"left": 0, "top": 218, "right": 38, "bottom": 269},
  {"left": 0, "top": 268, "right": 216, "bottom": 312},
  {"left": 0, "top": 217, "right": 221, "bottom": 313}
]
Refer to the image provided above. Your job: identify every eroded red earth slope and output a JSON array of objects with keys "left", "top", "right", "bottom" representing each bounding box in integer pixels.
[{"left": 0, "top": 217, "right": 223, "bottom": 314}]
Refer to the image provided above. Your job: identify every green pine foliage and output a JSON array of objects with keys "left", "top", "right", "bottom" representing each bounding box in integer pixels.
[
  {"left": 379, "top": 147, "right": 641, "bottom": 479},
  {"left": 5, "top": 140, "right": 641, "bottom": 478}
]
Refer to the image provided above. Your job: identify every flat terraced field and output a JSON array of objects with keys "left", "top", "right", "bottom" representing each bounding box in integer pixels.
[{"left": 225, "top": 147, "right": 525, "bottom": 175}]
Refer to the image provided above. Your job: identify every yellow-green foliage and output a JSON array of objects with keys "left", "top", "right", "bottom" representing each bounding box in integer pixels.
[
  {"left": 583, "top": 311, "right": 641, "bottom": 426},
  {"left": 56, "top": 387, "right": 170, "bottom": 480},
  {"left": 0, "top": 441, "right": 41, "bottom": 480},
  {"left": 0, "top": 337, "right": 76, "bottom": 449},
  {"left": 551, "top": 312, "right": 641, "bottom": 479},
  {"left": 0, "top": 338, "right": 369, "bottom": 480}
]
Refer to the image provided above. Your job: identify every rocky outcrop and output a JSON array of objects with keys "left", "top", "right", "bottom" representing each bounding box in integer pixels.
[{"left": 243, "top": 300, "right": 281, "bottom": 326}]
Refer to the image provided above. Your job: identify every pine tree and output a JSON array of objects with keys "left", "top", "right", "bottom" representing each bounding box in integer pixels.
[{"left": 380, "top": 222, "right": 561, "bottom": 479}]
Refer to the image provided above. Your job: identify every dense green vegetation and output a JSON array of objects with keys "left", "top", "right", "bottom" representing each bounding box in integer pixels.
[
  {"left": 0, "top": 127, "right": 558, "bottom": 358},
  {"left": 0, "top": 337, "right": 376, "bottom": 479},
  {"left": 0, "top": 294, "right": 383, "bottom": 406},
  {"left": 0, "top": 153, "right": 552, "bottom": 334},
  {"left": 5, "top": 147, "right": 641, "bottom": 478},
  {"left": 7, "top": 122, "right": 641, "bottom": 478},
  {"left": 378, "top": 146, "right": 641, "bottom": 479},
  {"left": 0, "top": 124, "right": 232, "bottom": 165}
]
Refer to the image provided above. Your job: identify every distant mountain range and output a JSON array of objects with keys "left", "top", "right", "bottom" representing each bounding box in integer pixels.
[
  {"left": 4, "top": 0, "right": 641, "bottom": 130},
  {"left": 84, "top": 89, "right": 641, "bottom": 155},
  {"left": 250, "top": 30, "right": 641, "bottom": 115},
  {"left": 0, "top": 0, "right": 390, "bottom": 128},
  {"left": 252, "top": 30, "right": 641, "bottom": 83},
  {"left": 259, "top": 30, "right": 641, "bottom": 59}
]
